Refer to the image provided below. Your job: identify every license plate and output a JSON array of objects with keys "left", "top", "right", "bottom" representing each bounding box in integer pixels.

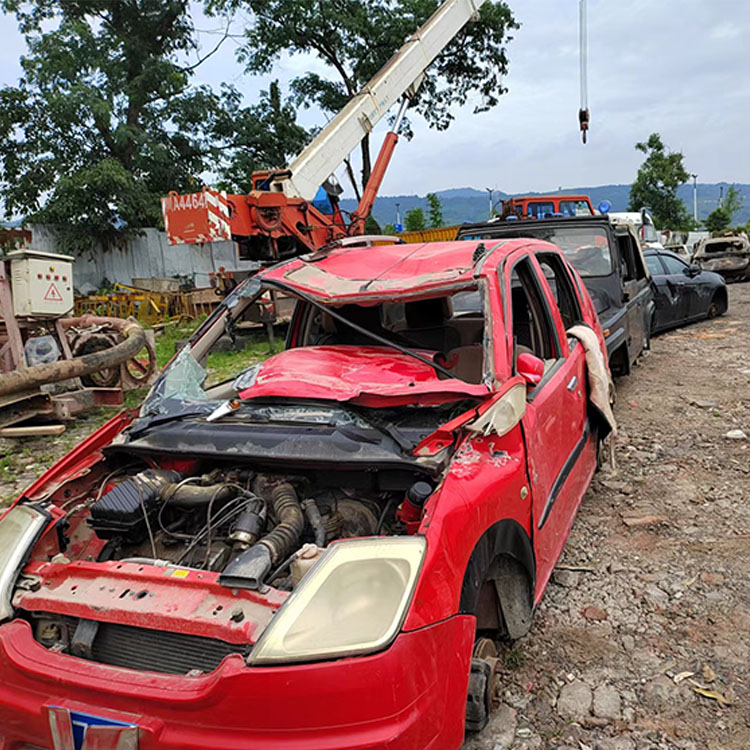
[{"left": 47, "top": 706, "right": 138, "bottom": 750}]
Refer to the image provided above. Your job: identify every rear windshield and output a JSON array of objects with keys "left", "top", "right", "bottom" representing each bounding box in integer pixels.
[{"left": 460, "top": 225, "right": 613, "bottom": 277}]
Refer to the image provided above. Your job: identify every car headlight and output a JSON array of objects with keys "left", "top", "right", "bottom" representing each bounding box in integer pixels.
[
  {"left": 249, "top": 537, "right": 426, "bottom": 665},
  {"left": 0, "top": 505, "right": 49, "bottom": 622}
]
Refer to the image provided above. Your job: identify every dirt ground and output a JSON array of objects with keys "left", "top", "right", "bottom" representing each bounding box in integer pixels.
[
  {"left": 466, "top": 282, "right": 750, "bottom": 750},
  {"left": 1, "top": 287, "right": 748, "bottom": 750}
]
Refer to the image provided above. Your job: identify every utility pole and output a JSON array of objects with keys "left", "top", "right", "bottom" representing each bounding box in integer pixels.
[
  {"left": 485, "top": 188, "right": 494, "bottom": 219},
  {"left": 690, "top": 174, "right": 698, "bottom": 223},
  {"left": 395, "top": 202, "right": 402, "bottom": 232}
]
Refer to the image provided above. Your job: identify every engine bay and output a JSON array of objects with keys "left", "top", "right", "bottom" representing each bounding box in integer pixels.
[{"left": 61, "top": 460, "right": 431, "bottom": 593}]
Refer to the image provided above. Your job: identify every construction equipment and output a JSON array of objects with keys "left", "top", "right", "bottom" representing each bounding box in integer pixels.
[
  {"left": 0, "top": 238, "right": 157, "bottom": 430},
  {"left": 162, "top": 0, "right": 487, "bottom": 262}
]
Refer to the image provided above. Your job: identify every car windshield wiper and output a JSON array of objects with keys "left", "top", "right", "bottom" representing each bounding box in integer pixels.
[
  {"left": 261, "top": 278, "right": 469, "bottom": 383},
  {"left": 345, "top": 408, "right": 416, "bottom": 453}
]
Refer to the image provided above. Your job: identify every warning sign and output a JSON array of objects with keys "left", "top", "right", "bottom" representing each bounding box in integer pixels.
[{"left": 44, "top": 283, "right": 64, "bottom": 302}]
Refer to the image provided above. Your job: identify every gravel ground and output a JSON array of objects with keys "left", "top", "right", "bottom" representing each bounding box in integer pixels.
[
  {"left": 466, "top": 282, "right": 750, "bottom": 750},
  {"left": 1, "top": 287, "right": 748, "bottom": 749}
]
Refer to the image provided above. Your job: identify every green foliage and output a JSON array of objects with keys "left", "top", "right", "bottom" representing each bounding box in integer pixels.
[
  {"left": 405, "top": 207, "right": 426, "bottom": 232},
  {"left": 704, "top": 186, "right": 743, "bottom": 234},
  {"left": 364, "top": 214, "right": 382, "bottom": 234},
  {"left": 426, "top": 192, "right": 443, "bottom": 228},
  {"left": 209, "top": 0, "right": 517, "bottom": 191},
  {"left": 383, "top": 223, "right": 397, "bottom": 234},
  {"left": 212, "top": 82, "right": 309, "bottom": 193},
  {"left": 628, "top": 133, "right": 693, "bottom": 230},
  {"left": 0, "top": 1, "right": 307, "bottom": 251}
]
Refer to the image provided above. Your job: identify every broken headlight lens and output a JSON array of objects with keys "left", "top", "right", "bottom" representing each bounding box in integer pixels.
[
  {"left": 0, "top": 505, "right": 48, "bottom": 622},
  {"left": 249, "top": 537, "right": 426, "bottom": 665}
]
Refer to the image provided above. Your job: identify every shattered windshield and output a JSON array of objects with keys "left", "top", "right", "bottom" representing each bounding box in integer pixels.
[{"left": 139, "top": 275, "right": 488, "bottom": 427}]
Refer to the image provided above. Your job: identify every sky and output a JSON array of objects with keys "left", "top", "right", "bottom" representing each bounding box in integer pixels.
[{"left": 1, "top": 0, "right": 749, "bottom": 199}]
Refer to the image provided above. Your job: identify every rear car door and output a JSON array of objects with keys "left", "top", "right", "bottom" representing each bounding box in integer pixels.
[{"left": 505, "top": 254, "right": 591, "bottom": 596}]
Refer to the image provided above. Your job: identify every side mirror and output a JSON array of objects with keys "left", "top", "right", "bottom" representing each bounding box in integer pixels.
[
  {"left": 685, "top": 264, "right": 701, "bottom": 278},
  {"left": 517, "top": 352, "right": 545, "bottom": 388}
]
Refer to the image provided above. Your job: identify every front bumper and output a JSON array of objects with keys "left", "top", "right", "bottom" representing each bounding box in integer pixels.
[{"left": 0, "top": 615, "right": 475, "bottom": 750}]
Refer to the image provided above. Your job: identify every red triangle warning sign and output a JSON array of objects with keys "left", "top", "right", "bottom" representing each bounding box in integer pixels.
[{"left": 44, "top": 283, "right": 64, "bottom": 302}]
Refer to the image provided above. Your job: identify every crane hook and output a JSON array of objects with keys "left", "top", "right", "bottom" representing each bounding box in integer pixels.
[{"left": 579, "top": 0, "right": 589, "bottom": 144}]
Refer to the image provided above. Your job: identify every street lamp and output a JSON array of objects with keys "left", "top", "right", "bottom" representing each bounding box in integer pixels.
[
  {"left": 690, "top": 174, "right": 698, "bottom": 223},
  {"left": 485, "top": 188, "right": 494, "bottom": 219}
]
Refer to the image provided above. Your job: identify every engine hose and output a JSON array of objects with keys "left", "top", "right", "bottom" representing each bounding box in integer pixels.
[
  {"left": 301, "top": 497, "right": 327, "bottom": 547},
  {"left": 219, "top": 480, "right": 304, "bottom": 590},
  {"left": 259, "top": 482, "right": 305, "bottom": 564},
  {"left": 0, "top": 316, "right": 145, "bottom": 397},
  {"left": 160, "top": 483, "right": 236, "bottom": 508}
]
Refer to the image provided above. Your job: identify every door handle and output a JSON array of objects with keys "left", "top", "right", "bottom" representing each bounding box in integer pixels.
[{"left": 567, "top": 376, "right": 578, "bottom": 391}]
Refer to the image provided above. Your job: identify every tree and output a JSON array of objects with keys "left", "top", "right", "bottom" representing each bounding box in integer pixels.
[
  {"left": 0, "top": 1, "right": 306, "bottom": 251},
  {"left": 704, "top": 185, "right": 743, "bottom": 234},
  {"left": 426, "top": 192, "right": 444, "bottom": 228},
  {"left": 383, "top": 222, "right": 397, "bottom": 234},
  {"left": 628, "top": 133, "right": 693, "bottom": 230},
  {"left": 209, "top": 0, "right": 517, "bottom": 198},
  {"left": 405, "top": 207, "right": 426, "bottom": 232}
]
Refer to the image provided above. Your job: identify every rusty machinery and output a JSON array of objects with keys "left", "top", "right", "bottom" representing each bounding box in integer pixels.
[{"left": 0, "top": 231, "right": 156, "bottom": 431}]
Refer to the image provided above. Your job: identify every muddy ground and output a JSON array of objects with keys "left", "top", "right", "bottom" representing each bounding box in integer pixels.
[
  {"left": 467, "top": 282, "right": 750, "bottom": 750},
  {"left": 1, "top": 287, "right": 748, "bottom": 750}
]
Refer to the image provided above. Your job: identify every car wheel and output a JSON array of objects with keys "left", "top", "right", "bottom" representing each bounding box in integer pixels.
[{"left": 707, "top": 291, "right": 727, "bottom": 318}]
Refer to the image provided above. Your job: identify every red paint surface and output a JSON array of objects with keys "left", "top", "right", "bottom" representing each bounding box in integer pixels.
[
  {"left": 238, "top": 345, "right": 488, "bottom": 405},
  {"left": 0, "top": 615, "right": 474, "bottom": 750},
  {"left": 0, "top": 238, "right": 609, "bottom": 749}
]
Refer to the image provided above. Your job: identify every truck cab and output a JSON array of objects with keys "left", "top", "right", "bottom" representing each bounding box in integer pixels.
[{"left": 457, "top": 214, "right": 655, "bottom": 375}]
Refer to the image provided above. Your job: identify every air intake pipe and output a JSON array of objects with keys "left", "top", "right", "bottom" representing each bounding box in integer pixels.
[{"left": 220, "top": 481, "right": 304, "bottom": 590}]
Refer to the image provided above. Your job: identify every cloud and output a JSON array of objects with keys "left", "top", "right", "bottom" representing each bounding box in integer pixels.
[{"left": 1, "top": 0, "right": 748, "bottom": 199}]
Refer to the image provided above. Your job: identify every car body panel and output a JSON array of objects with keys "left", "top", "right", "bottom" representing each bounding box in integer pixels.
[
  {"left": 644, "top": 249, "right": 727, "bottom": 333},
  {"left": 0, "top": 239, "right": 609, "bottom": 749},
  {"left": 692, "top": 234, "right": 750, "bottom": 282},
  {"left": 457, "top": 215, "right": 654, "bottom": 375}
]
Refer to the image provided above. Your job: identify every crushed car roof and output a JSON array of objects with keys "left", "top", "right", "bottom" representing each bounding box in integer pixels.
[{"left": 259, "top": 239, "right": 513, "bottom": 302}]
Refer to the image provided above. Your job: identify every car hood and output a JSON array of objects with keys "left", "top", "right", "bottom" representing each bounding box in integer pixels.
[{"left": 235, "top": 346, "right": 489, "bottom": 406}]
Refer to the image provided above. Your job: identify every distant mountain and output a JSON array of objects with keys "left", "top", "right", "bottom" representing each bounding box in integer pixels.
[{"left": 341, "top": 183, "right": 750, "bottom": 229}]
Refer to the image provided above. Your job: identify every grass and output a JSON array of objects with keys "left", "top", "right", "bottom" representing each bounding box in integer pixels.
[{"left": 0, "top": 319, "right": 282, "bottom": 505}]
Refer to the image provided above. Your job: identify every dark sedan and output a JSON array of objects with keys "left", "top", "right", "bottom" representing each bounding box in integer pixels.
[{"left": 643, "top": 248, "right": 728, "bottom": 333}]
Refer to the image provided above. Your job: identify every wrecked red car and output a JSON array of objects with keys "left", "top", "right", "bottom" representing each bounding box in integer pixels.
[{"left": 0, "top": 238, "right": 613, "bottom": 749}]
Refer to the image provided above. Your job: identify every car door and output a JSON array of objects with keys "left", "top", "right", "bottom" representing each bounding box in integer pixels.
[
  {"left": 506, "top": 254, "right": 590, "bottom": 597},
  {"left": 615, "top": 228, "right": 650, "bottom": 356},
  {"left": 644, "top": 253, "right": 676, "bottom": 331},
  {"left": 655, "top": 252, "right": 695, "bottom": 320},
  {"left": 659, "top": 253, "right": 704, "bottom": 319}
]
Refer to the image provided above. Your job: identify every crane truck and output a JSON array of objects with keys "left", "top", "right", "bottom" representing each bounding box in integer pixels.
[{"left": 162, "top": 0, "right": 487, "bottom": 262}]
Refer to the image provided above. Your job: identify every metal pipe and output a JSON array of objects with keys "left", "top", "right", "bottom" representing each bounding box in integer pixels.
[{"left": 0, "top": 316, "right": 145, "bottom": 397}]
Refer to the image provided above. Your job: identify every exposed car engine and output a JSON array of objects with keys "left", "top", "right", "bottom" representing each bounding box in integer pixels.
[{"left": 86, "top": 465, "right": 423, "bottom": 591}]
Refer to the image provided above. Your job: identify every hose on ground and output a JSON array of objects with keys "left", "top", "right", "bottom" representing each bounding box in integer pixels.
[{"left": 0, "top": 316, "right": 145, "bottom": 397}]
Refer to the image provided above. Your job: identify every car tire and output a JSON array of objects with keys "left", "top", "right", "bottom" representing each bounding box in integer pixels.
[{"left": 707, "top": 292, "right": 727, "bottom": 319}]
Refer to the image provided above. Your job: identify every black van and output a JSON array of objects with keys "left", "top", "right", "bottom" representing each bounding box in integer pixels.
[{"left": 457, "top": 215, "right": 655, "bottom": 375}]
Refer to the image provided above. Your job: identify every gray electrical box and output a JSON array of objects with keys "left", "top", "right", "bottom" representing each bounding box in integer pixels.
[{"left": 8, "top": 250, "right": 74, "bottom": 318}]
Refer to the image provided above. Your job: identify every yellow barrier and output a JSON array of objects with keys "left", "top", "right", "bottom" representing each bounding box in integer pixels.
[{"left": 397, "top": 225, "right": 460, "bottom": 243}]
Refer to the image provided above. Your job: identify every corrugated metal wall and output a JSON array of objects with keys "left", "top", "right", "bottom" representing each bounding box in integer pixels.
[{"left": 28, "top": 225, "right": 260, "bottom": 293}]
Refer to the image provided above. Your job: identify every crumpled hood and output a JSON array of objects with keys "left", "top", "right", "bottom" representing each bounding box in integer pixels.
[{"left": 236, "top": 346, "right": 489, "bottom": 406}]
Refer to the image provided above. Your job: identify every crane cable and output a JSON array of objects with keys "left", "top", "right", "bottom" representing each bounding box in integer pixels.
[{"left": 578, "top": 0, "right": 590, "bottom": 144}]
